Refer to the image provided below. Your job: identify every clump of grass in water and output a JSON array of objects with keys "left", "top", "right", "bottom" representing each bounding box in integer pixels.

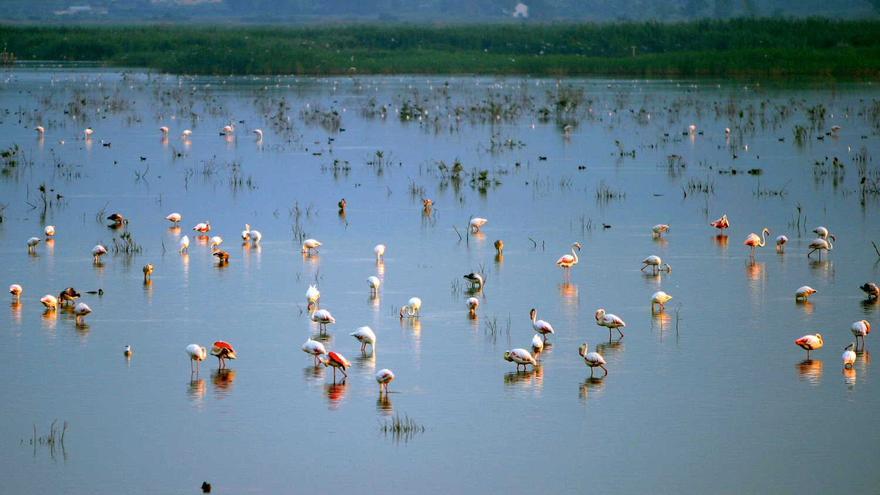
[
  {"left": 379, "top": 413, "right": 425, "bottom": 443},
  {"left": 596, "top": 181, "right": 625, "bottom": 202},
  {"left": 483, "top": 314, "right": 511, "bottom": 344},
  {"left": 111, "top": 231, "right": 143, "bottom": 256},
  {"left": 22, "top": 420, "right": 68, "bottom": 459}
]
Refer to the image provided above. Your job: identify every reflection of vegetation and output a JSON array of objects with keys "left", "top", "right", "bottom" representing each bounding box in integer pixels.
[
  {"left": 22, "top": 420, "right": 68, "bottom": 459},
  {"left": 3, "top": 20, "right": 880, "bottom": 77},
  {"left": 111, "top": 231, "right": 143, "bottom": 256}
]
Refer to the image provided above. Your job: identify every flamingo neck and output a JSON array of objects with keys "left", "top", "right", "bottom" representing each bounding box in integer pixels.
[
  {"left": 571, "top": 247, "right": 578, "bottom": 263},
  {"left": 759, "top": 230, "right": 767, "bottom": 247}
]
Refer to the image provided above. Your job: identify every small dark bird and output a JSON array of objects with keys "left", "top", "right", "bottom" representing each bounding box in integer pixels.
[
  {"left": 338, "top": 198, "right": 346, "bottom": 211},
  {"left": 213, "top": 250, "right": 230, "bottom": 265},
  {"left": 106, "top": 213, "right": 127, "bottom": 225},
  {"left": 861, "top": 282, "right": 880, "bottom": 300},
  {"left": 201, "top": 481, "right": 212, "bottom": 493},
  {"left": 58, "top": 287, "right": 81, "bottom": 306}
]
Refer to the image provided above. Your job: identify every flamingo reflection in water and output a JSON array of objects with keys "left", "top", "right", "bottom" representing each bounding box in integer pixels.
[
  {"left": 325, "top": 381, "right": 347, "bottom": 410},
  {"left": 797, "top": 359, "right": 824, "bottom": 385}
]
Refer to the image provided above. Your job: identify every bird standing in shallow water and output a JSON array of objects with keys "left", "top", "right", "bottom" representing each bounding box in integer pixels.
[
  {"left": 504, "top": 348, "right": 537, "bottom": 371},
  {"left": 302, "top": 239, "right": 322, "bottom": 254},
  {"left": 795, "top": 286, "right": 817, "bottom": 301},
  {"left": 652, "top": 224, "right": 670, "bottom": 238},
  {"left": 192, "top": 221, "right": 211, "bottom": 234},
  {"left": 744, "top": 228, "right": 770, "bottom": 258},
  {"left": 467, "top": 297, "right": 480, "bottom": 318},
  {"left": 595, "top": 308, "right": 626, "bottom": 339},
  {"left": 74, "top": 302, "right": 91, "bottom": 325},
  {"left": 807, "top": 235, "right": 834, "bottom": 259},
  {"left": 374, "top": 244, "right": 385, "bottom": 262},
  {"left": 186, "top": 344, "right": 207, "bottom": 373},
  {"left": 320, "top": 351, "right": 350, "bottom": 381},
  {"left": 530, "top": 308, "right": 554, "bottom": 342},
  {"left": 400, "top": 297, "right": 422, "bottom": 318},
  {"left": 641, "top": 255, "right": 670, "bottom": 274},
  {"left": 851, "top": 320, "right": 871, "bottom": 349},
  {"left": 301, "top": 338, "right": 327, "bottom": 366},
  {"left": 311, "top": 309, "right": 336, "bottom": 333},
  {"left": 9, "top": 284, "right": 22, "bottom": 301},
  {"left": 210, "top": 341, "right": 237, "bottom": 369},
  {"left": 579, "top": 343, "right": 608, "bottom": 377},
  {"left": 842, "top": 344, "right": 856, "bottom": 369},
  {"left": 556, "top": 242, "right": 582, "bottom": 273},
  {"left": 795, "top": 333, "right": 824, "bottom": 359},
  {"left": 376, "top": 369, "right": 395, "bottom": 393},
  {"left": 58, "top": 287, "right": 80, "bottom": 306},
  {"left": 651, "top": 291, "right": 672, "bottom": 312},
  {"left": 27, "top": 237, "right": 41, "bottom": 253},
  {"left": 166, "top": 212, "right": 182, "bottom": 225},
  {"left": 44, "top": 225, "right": 55, "bottom": 238},
  {"left": 531, "top": 334, "right": 544, "bottom": 357},
  {"left": 469, "top": 217, "right": 488, "bottom": 233},
  {"left": 463, "top": 272, "right": 484, "bottom": 291},
  {"left": 92, "top": 244, "right": 108, "bottom": 263},
  {"left": 179, "top": 235, "right": 190, "bottom": 253},
  {"left": 776, "top": 235, "right": 788, "bottom": 253},
  {"left": 860, "top": 283, "right": 879, "bottom": 300},
  {"left": 40, "top": 294, "right": 58, "bottom": 310},
  {"left": 143, "top": 264, "right": 154, "bottom": 282},
  {"left": 350, "top": 326, "right": 377, "bottom": 353},
  {"left": 709, "top": 214, "right": 729, "bottom": 233}
]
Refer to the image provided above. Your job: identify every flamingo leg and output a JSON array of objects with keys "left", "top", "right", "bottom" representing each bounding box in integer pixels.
[
  {"left": 601, "top": 365, "right": 608, "bottom": 377},
  {"left": 590, "top": 367, "right": 594, "bottom": 377},
  {"left": 617, "top": 328, "right": 625, "bottom": 338}
]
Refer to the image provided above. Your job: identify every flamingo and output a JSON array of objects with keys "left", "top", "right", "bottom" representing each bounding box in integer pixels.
[
  {"left": 124, "top": 345, "right": 133, "bottom": 357},
  {"left": 422, "top": 199, "right": 434, "bottom": 211},
  {"left": 181, "top": 129, "right": 192, "bottom": 140},
  {"left": 248, "top": 228, "right": 262, "bottom": 245},
  {"left": 253, "top": 129, "right": 263, "bottom": 141},
  {"left": 143, "top": 264, "right": 154, "bottom": 282},
  {"left": 179, "top": 235, "right": 190, "bottom": 253},
  {"left": 530, "top": 308, "right": 554, "bottom": 341},
  {"left": 494, "top": 240, "right": 504, "bottom": 255},
  {"left": 531, "top": 334, "right": 544, "bottom": 357},
  {"left": 463, "top": 272, "right": 484, "bottom": 290},
  {"left": 830, "top": 125, "right": 841, "bottom": 136},
  {"left": 107, "top": 213, "right": 127, "bottom": 226},
  {"left": 688, "top": 124, "right": 697, "bottom": 134},
  {"left": 578, "top": 343, "right": 608, "bottom": 377},
  {"left": 44, "top": 225, "right": 56, "bottom": 237},
  {"left": 221, "top": 124, "right": 235, "bottom": 135},
  {"left": 651, "top": 291, "right": 672, "bottom": 312},
  {"left": 58, "top": 287, "right": 80, "bottom": 306},
  {"left": 166, "top": 212, "right": 182, "bottom": 224},
  {"left": 374, "top": 244, "right": 386, "bottom": 262},
  {"left": 319, "top": 351, "right": 350, "bottom": 380},
  {"left": 504, "top": 348, "right": 537, "bottom": 371},
  {"left": 842, "top": 343, "right": 856, "bottom": 369},
  {"left": 213, "top": 250, "right": 230, "bottom": 264},
  {"left": 595, "top": 308, "right": 626, "bottom": 339},
  {"left": 808, "top": 235, "right": 834, "bottom": 259},
  {"left": 306, "top": 285, "right": 320, "bottom": 308},
  {"left": 724, "top": 127, "right": 731, "bottom": 135},
  {"left": 851, "top": 320, "right": 871, "bottom": 348},
  {"left": 311, "top": 309, "right": 336, "bottom": 333},
  {"left": 744, "top": 228, "right": 770, "bottom": 258},
  {"left": 400, "top": 297, "right": 422, "bottom": 318},
  {"left": 210, "top": 341, "right": 237, "bottom": 369},
  {"left": 9, "top": 284, "right": 22, "bottom": 301},
  {"left": 469, "top": 217, "right": 488, "bottom": 233},
  {"left": 376, "top": 369, "right": 395, "bottom": 393},
  {"left": 795, "top": 333, "right": 824, "bottom": 359},
  {"left": 861, "top": 282, "right": 879, "bottom": 300},
  {"left": 641, "top": 255, "right": 671, "bottom": 274},
  {"left": 241, "top": 224, "right": 251, "bottom": 241},
  {"left": 467, "top": 297, "right": 480, "bottom": 318},
  {"left": 710, "top": 214, "right": 729, "bottom": 232},
  {"left": 813, "top": 226, "right": 830, "bottom": 239},
  {"left": 73, "top": 302, "right": 92, "bottom": 325},
  {"left": 350, "top": 326, "right": 377, "bottom": 352},
  {"left": 159, "top": 126, "right": 170, "bottom": 135},
  {"left": 92, "top": 244, "right": 108, "bottom": 263},
  {"left": 795, "top": 286, "right": 817, "bottom": 301},
  {"left": 209, "top": 236, "right": 223, "bottom": 250},
  {"left": 186, "top": 344, "right": 208, "bottom": 372},
  {"left": 301, "top": 338, "right": 327, "bottom": 366},
  {"left": 35, "top": 125, "right": 45, "bottom": 135},
  {"left": 84, "top": 127, "right": 94, "bottom": 138},
  {"left": 302, "top": 239, "right": 322, "bottom": 254},
  {"left": 40, "top": 294, "right": 58, "bottom": 310},
  {"left": 192, "top": 221, "right": 211, "bottom": 234},
  {"left": 652, "top": 224, "right": 670, "bottom": 238},
  {"left": 27, "top": 237, "right": 41, "bottom": 252},
  {"left": 556, "top": 242, "right": 582, "bottom": 271},
  {"left": 776, "top": 235, "right": 788, "bottom": 253},
  {"left": 367, "top": 276, "right": 381, "bottom": 294}
]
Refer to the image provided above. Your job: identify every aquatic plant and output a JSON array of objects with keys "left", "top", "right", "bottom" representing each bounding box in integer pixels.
[{"left": 379, "top": 413, "right": 425, "bottom": 443}]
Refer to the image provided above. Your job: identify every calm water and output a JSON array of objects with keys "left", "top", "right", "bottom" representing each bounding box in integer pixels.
[{"left": 1, "top": 69, "right": 878, "bottom": 493}]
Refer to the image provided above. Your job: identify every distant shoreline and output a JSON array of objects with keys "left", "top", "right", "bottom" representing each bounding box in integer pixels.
[{"left": 2, "top": 20, "right": 879, "bottom": 78}]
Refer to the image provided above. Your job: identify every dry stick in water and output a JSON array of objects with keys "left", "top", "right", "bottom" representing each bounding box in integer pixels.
[{"left": 873, "top": 241, "right": 880, "bottom": 258}]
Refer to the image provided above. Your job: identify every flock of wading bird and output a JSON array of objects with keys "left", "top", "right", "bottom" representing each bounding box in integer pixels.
[{"left": 7, "top": 125, "right": 879, "bottom": 392}]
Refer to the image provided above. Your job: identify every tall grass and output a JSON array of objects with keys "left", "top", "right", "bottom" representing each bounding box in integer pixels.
[{"left": 2, "top": 19, "right": 880, "bottom": 77}]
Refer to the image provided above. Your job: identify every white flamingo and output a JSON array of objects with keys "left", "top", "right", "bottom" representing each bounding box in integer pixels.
[
  {"left": 166, "top": 212, "right": 182, "bottom": 224},
  {"left": 641, "top": 255, "right": 670, "bottom": 274},
  {"left": 795, "top": 333, "right": 824, "bottom": 359},
  {"left": 186, "top": 344, "right": 208, "bottom": 372},
  {"left": 851, "top": 320, "right": 871, "bottom": 348},
  {"left": 651, "top": 291, "right": 672, "bottom": 312},
  {"left": 795, "top": 286, "right": 817, "bottom": 301},
  {"left": 469, "top": 217, "right": 488, "bottom": 233},
  {"left": 40, "top": 294, "right": 58, "bottom": 310},
  {"left": 530, "top": 308, "right": 554, "bottom": 341},
  {"left": 192, "top": 221, "right": 211, "bottom": 233},
  {"left": 9, "top": 284, "right": 23, "bottom": 301},
  {"left": 301, "top": 338, "right": 327, "bottom": 366},
  {"left": 179, "top": 235, "right": 190, "bottom": 253},
  {"left": 27, "top": 237, "right": 41, "bottom": 252},
  {"left": 652, "top": 224, "right": 670, "bottom": 238},
  {"left": 367, "top": 276, "right": 381, "bottom": 294},
  {"left": 302, "top": 239, "right": 322, "bottom": 254},
  {"left": 350, "top": 326, "right": 377, "bottom": 352},
  {"left": 776, "top": 235, "right": 788, "bottom": 253},
  {"left": 376, "top": 369, "right": 395, "bottom": 393},
  {"left": 467, "top": 297, "right": 480, "bottom": 318},
  {"left": 504, "top": 348, "right": 537, "bottom": 371},
  {"left": 556, "top": 242, "right": 582, "bottom": 271},
  {"left": 813, "top": 226, "right": 830, "bottom": 239},
  {"left": 400, "top": 297, "right": 422, "bottom": 318},
  {"left": 311, "top": 309, "right": 336, "bottom": 333},
  {"left": 744, "top": 228, "right": 770, "bottom": 258},
  {"left": 595, "top": 308, "right": 626, "bottom": 339},
  {"left": 306, "top": 285, "right": 320, "bottom": 307},
  {"left": 808, "top": 235, "right": 834, "bottom": 259},
  {"left": 531, "top": 334, "right": 544, "bottom": 357},
  {"left": 253, "top": 129, "right": 263, "bottom": 141},
  {"left": 92, "top": 244, "right": 108, "bottom": 263},
  {"left": 374, "top": 244, "right": 386, "bottom": 262},
  {"left": 44, "top": 225, "right": 56, "bottom": 237},
  {"left": 842, "top": 343, "right": 856, "bottom": 369},
  {"left": 579, "top": 343, "right": 608, "bottom": 377},
  {"left": 74, "top": 302, "right": 92, "bottom": 325}
]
